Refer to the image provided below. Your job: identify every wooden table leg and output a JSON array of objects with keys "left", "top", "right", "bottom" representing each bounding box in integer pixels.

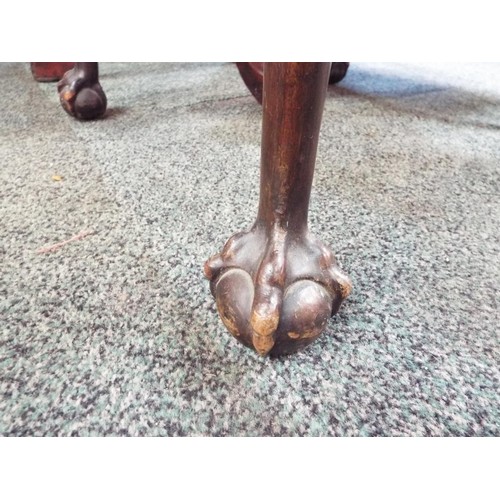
[
  {"left": 205, "top": 62, "right": 352, "bottom": 357},
  {"left": 56, "top": 62, "right": 107, "bottom": 120}
]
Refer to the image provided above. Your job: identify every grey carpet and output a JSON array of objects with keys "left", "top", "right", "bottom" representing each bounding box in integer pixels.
[{"left": 1, "top": 62, "right": 499, "bottom": 436}]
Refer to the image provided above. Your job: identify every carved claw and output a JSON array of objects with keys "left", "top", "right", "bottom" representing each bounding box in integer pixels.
[
  {"left": 57, "top": 66, "right": 107, "bottom": 120},
  {"left": 204, "top": 224, "right": 351, "bottom": 356}
]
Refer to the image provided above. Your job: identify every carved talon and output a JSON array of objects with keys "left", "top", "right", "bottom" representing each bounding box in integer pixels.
[
  {"left": 57, "top": 63, "right": 106, "bottom": 120},
  {"left": 204, "top": 223, "right": 351, "bottom": 357}
]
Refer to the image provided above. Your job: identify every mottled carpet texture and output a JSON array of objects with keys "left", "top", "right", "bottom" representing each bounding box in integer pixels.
[{"left": 1, "top": 63, "right": 499, "bottom": 436}]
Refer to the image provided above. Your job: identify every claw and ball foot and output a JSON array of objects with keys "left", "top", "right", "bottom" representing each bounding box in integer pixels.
[
  {"left": 205, "top": 63, "right": 351, "bottom": 356},
  {"left": 205, "top": 224, "right": 351, "bottom": 356},
  {"left": 57, "top": 63, "right": 106, "bottom": 120}
]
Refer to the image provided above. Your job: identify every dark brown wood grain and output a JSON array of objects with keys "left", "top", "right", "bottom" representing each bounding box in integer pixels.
[{"left": 205, "top": 63, "right": 351, "bottom": 356}]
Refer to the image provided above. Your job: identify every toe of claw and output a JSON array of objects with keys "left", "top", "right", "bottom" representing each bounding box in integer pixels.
[
  {"left": 250, "top": 307, "right": 280, "bottom": 356},
  {"left": 203, "top": 254, "right": 223, "bottom": 281},
  {"left": 328, "top": 266, "right": 353, "bottom": 307},
  {"left": 212, "top": 268, "right": 281, "bottom": 356}
]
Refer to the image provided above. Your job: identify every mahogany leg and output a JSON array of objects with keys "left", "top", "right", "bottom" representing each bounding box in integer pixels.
[
  {"left": 56, "top": 62, "right": 107, "bottom": 120},
  {"left": 205, "top": 63, "right": 352, "bottom": 357}
]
